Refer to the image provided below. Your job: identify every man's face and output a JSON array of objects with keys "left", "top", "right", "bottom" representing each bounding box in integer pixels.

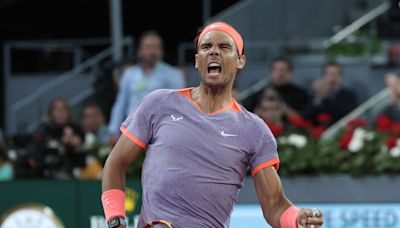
[
  {"left": 81, "top": 106, "right": 104, "bottom": 133},
  {"left": 50, "top": 100, "right": 70, "bottom": 125},
  {"left": 195, "top": 30, "right": 245, "bottom": 89},
  {"left": 260, "top": 99, "right": 282, "bottom": 123},
  {"left": 270, "top": 61, "right": 292, "bottom": 86},
  {"left": 137, "top": 35, "right": 163, "bottom": 66},
  {"left": 323, "top": 65, "right": 342, "bottom": 91}
]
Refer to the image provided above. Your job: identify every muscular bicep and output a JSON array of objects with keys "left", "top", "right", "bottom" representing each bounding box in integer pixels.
[
  {"left": 102, "top": 134, "right": 143, "bottom": 191},
  {"left": 253, "top": 167, "right": 292, "bottom": 227}
]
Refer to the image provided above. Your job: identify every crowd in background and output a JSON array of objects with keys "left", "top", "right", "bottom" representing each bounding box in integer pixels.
[{"left": 1, "top": 30, "right": 400, "bottom": 181}]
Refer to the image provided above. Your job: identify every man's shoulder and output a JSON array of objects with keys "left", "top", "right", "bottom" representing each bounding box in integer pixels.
[
  {"left": 237, "top": 104, "right": 265, "bottom": 126},
  {"left": 123, "top": 65, "right": 138, "bottom": 73},
  {"left": 159, "top": 62, "right": 182, "bottom": 75},
  {"left": 236, "top": 106, "right": 275, "bottom": 141},
  {"left": 159, "top": 62, "right": 175, "bottom": 70},
  {"left": 138, "top": 89, "right": 177, "bottom": 112},
  {"left": 289, "top": 83, "right": 308, "bottom": 94},
  {"left": 121, "top": 65, "right": 139, "bottom": 78},
  {"left": 145, "top": 89, "right": 176, "bottom": 99}
]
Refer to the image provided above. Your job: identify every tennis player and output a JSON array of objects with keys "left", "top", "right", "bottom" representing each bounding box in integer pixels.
[{"left": 101, "top": 22, "right": 323, "bottom": 228}]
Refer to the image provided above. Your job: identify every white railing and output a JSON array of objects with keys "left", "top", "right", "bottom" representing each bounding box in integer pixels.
[
  {"left": 320, "top": 0, "right": 392, "bottom": 139},
  {"left": 323, "top": 1, "right": 390, "bottom": 46}
]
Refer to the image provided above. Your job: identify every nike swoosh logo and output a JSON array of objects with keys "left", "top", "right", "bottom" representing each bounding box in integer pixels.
[
  {"left": 171, "top": 114, "right": 183, "bottom": 121},
  {"left": 221, "top": 130, "right": 237, "bottom": 137}
]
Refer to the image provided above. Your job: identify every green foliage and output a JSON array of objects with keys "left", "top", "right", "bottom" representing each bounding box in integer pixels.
[
  {"left": 325, "top": 30, "right": 383, "bottom": 60},
  {"left": 89, "top": 123, "right": 399, "bottom": 178},
  {"left": 278, "top": 129, "right": 400, "bottom": 177}
]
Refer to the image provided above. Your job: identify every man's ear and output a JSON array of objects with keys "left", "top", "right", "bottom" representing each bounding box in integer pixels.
[
  {"left": 195, "top": 54, "right": 199, "bottom": 68},
  {"left": 237, "top": 55, "right": 246, "bottom": 70}
]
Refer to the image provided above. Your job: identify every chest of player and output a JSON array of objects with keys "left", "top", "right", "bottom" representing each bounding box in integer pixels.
[{"left": 149, "top": 110, "right": 249, "bottom": 166}]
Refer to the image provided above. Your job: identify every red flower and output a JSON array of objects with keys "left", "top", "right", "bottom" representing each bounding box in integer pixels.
[
  {"left": 391, "top": 123, "right": 400, "bottom": 135},
  {"left": 375, "top": 114, "right": 392, "bottom": 132},
  {"left": 265, "top": 121, "right": 284, "bottom": 137},
  {"left": 340, "top": 129, "right": 354, "bottom": 149},
  {"left": 385, "top": 136, "right": 398, "bottom": 149},
  {"left": 287, "top": 115, "right": 312, "bottom": 128},
  {"left": 347, "top": 118, "right": 368, "bottom": 128},
  {"left": 310, "top": 126, "right": 326, "bottom": 139},
  {"left": 317, "top": 113, "right": 332, "bottom": 123}
]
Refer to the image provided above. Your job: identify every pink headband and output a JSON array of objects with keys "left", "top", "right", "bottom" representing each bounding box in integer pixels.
[{"left": 197, "top": 22, "right": 244, "bottom": 55}]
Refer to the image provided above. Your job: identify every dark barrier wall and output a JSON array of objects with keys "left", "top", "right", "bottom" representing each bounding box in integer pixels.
[
  {"left": 2, "top": 176, "right": 400, "bottom": 227},
  {"left": 0, "top": 180, "right": 142, "bottom": 228}
]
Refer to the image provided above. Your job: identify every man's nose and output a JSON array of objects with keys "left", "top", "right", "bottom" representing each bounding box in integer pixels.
[{"left": 209, "top": 46, "right": 220, "bottom": 55}]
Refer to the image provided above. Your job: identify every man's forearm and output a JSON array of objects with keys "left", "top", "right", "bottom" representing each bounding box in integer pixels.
[
  {"left": 101, "top": 135, "right": 142, "bottom": 225},
  {"left": 102, "top": 156, "right": 127, "bottom": 192},
  {"left": 265, "top": 195, "right": 293, "bottom": 227},
  {"left": 254, "top": 167, "right": 298, "bottom": 227}
]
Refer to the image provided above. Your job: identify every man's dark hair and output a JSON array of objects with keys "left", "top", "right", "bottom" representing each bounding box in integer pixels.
[
  {"left": 270, "top": 57, "right": 293, "bottom": 72},
  {"left": 193, "top": 26, "right": 204, "bottom": 51},
  {"left": 193, "top": 23, "right": 245, "bottom": 55},
  {"left": 138, "top": 30, "right": 163, "bottom": 49},
  {"left": 322, "top": 61, "right": 342, "bottom": 76}
]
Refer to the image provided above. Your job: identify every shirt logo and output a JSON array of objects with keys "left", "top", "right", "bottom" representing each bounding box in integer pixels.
[
  {"left": 105, "top": 196, "right": 114, "bottom": 208},
  {"left": 221, "top": 130, "right": 238, "bottom": 137},
  {"left": 171, "top": 114, "right": 183, "bottom": 121}
]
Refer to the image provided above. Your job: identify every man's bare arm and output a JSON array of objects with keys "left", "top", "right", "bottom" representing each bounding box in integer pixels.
[
  {"left": 102, "top": 134, "right": 143, "bottom": 192},
  {"left": 253, "top": 167, "right": 323, "bottom": 228},
  {"left": 253, "top": 166, "right": 292, "bottom": 227}
]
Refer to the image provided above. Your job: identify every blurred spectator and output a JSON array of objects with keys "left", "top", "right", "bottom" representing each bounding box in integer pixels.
[
  {"left": 268, "top": 57, "right": 309, "bottom": 116},
  {"left": 62, "top": 124, "right": 102, "bottom": 180},
  {"left": 15, "top": 98, "right": 104, "bottom": 179},
  {"left": 382, "top": 73, "right": 400, "bottom": 121},
  {"left": 112, "top": 60, "right": 135, "bottom": 89},
  {"left": 253, "top": 86, "right": 285, "bottom": 136},
  {"left": 81, "top": 103, "right": 108, "bottom": 145},
  {"left": 93, "top": 58, "right": 136, "bottom": 122},
  {"left": 37, "top": 97, "right": 73, "bottom": 140},
  {"left": 23, "top": 98, "right": 79, "bottom": 178},
  {"left": 244, "top": 57, "right": 309, "bottom": 117},
  {"left": 0, "top": 128, "right": 14, "bottom": 181},
  {"left": 108, "top": 30, "right": 185, "bottom": 143},
  {"left": 302, "top": 62, "right": 358, "bottom": 126},
  {"left": 177, "top": 65, "right": 190, "bottom": 87}
]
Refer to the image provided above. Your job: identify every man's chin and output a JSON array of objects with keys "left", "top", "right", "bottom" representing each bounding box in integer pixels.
[{"left": 203, "top": 80, "right": 229, "bottom": 89}]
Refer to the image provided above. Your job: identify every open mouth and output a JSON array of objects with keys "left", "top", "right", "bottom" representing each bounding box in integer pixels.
[{"left": 207, "top": 63, "right": 222, "bottom": 75}]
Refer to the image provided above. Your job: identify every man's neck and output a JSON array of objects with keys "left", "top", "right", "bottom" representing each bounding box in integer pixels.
[{"left": 191, "top": 84, "right": 233, "bottom": 114}]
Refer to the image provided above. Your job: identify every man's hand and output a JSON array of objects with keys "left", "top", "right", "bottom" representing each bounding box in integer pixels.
[
  {"left": 297, "top": 208, "right": 323, "bottom": 228},
  {"left": 386, "top": 73, "right": 400, "bottom": 104},
  {"left": 313, "top": 79, "right": 330, "bottom": 103}
]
